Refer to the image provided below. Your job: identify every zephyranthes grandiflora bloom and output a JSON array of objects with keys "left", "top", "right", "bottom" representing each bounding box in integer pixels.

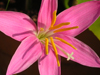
[{"left": 0, "top": 0, "right": 100, "bottom": 75}]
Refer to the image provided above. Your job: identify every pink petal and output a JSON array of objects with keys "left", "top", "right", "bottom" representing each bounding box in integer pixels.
[
  {"left": 55, "top": 34, "right": 100, "bottom": 67},
  {"left": 38, "top": 0, "right": 57, "bottom": 30},
  {"left": 0, "top": 11, "right": 37, "bottom": 41},
  {"left": 6, "top": 35, "right": 42, "bottom": 75},
  {"left": 38, "top": 48, "right": 61, "bottom": 75},
  {"left": 55, "top": 1, "right": 100, "bottom": 37}
]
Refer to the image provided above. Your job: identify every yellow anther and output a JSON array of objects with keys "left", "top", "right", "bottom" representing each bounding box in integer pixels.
[
  {"left": 50, "top": 37, "right": 60, "bottom": 67},
  {"left": 50, "top": 10, "right": 57, "bottom": 27},
  {"left": 49, "top": 22, "right": 70, "bottom": 30},
  {"left": 54, "top": 26, "right": 79, "bottom": 33},
  {"left": 55, "top": 37, "right": 77, "bottom": 50},
  {"left": 45, "top": 38, "right": 49, "bottom": 55},
  {"left": 40, "top": 28, "right": 44, "bottom": 31}
]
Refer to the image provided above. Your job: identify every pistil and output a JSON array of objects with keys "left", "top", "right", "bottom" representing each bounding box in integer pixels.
[{"left": 55, "top": 44, "right": 74, "bottom": 61}]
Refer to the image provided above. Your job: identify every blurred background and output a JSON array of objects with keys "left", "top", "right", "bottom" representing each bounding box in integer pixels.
[{"left": 0, "top": 0, "right": 100, "bottom": 75}]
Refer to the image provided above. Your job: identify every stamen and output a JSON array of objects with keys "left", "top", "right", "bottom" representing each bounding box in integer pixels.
[
  {"left": 55, "top": 37, "right": 77, "bottom": 50},
  {"left": 49, "top": 22, "right": 70, "bottom": 30},
  {"left": 50, "top": 37, "right": 60, "bottom": 67},
  {"left": 40, "top": 28, "right": 44, "bottom": 31},
  {"left": 54, "top": 26, "right": 79, "bottom": 33},
  {"left": 50, "top": 10, "right": 57, "bottom": 27},
  {"left": 45, "top": 38, "right": 49, "bottom": 55}
]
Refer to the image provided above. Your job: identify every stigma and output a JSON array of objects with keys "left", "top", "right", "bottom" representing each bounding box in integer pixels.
[{"left": 36, "top": 10, "right": 78, "bottom": 67}]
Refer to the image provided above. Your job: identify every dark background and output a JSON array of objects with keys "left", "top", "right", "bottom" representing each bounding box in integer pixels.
[{"left": 0, "top": 0, "right": 100, "bottom": 75}]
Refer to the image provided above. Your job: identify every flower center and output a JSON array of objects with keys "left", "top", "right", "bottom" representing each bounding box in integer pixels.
[
  {"left": 37, "top": 28, "right": 53, "bottom": 41},
  {"left": 36, "top": 10, "right": 79, "bottom": 67}
]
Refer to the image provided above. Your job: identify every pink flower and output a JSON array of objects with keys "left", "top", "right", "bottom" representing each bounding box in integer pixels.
[{"left": 0, "top": 0, "right": 100, "bottom": 75}]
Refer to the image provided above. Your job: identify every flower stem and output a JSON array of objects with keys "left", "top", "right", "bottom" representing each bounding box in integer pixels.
[{"left": 5, "top": 0, "right": 10, "bottom": 10}]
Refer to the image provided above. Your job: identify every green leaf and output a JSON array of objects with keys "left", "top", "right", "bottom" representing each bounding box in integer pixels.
[
  {"left": 63, "top": 0, "right": 70, "bottom": 8},
  {"left": 77, "top": 0, "right": 91, "bottom": 4},
  {"left": 89, "top": 17, "right": 100, "bottom": 40}
]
